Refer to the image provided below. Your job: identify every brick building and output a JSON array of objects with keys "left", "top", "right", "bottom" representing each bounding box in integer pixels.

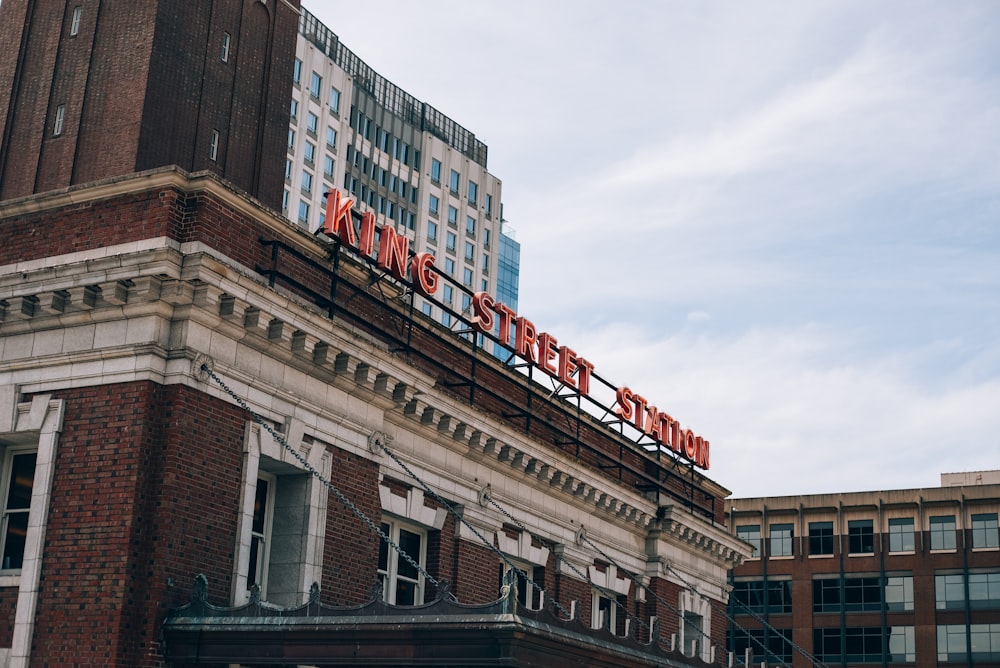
[
  {"left": 0, "top": 0, "right": 298, "bottom": 210},
  {"left": 0, "top": 1, "right": 748, "bottom": 666},
  {"left": 726, "top": 473, "right": 1000, "bottom": 667}
]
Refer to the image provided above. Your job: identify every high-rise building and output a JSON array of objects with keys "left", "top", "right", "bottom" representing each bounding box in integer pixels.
[
  {"left": 725, "top": 472, "right": 1000, "bottom": 667},
  {"left": 0, "top": 0, "right": 299, "bottom": 210},
  {"left": 284, "top": 9, "right": 512, "bottom": 332}
]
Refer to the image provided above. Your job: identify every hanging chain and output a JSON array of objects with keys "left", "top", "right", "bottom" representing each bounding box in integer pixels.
[
  {"left": 661, "top": 561, "right": 826, "bottom": 668},
  {"left": 376, "top": 440, "right": 576, "bottom": 618},
  {"left": 203, "top": 365, "right": 438, "bottom": 590}
]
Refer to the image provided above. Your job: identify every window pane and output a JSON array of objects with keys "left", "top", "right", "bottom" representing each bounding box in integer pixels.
[
  {"left": 972, "top": 513, "right": 999, "bottom": 549},
  {"left": 396, "top": 528, "right": 421, "bottom": 580},
  {"left": 930, "top": 515, "right": 956, "bottom": 550},
  {"left": 888, "top": 518, "right": 915, "bottom": 552},
  {"left": 809, "top": 521, "right": 833, "bottom": 555},
  {"left": 770, "top": 523, "right": 793, "bottom": 557}
]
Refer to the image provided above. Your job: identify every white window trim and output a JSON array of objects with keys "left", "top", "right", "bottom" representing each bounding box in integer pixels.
[
  {"left": 70, "top": 6, "right": 82, "bottom": 36},
  {"left": 679, "top": 588, "right": 712, "bottom": 662},
  {"left": 0, "top": 390, "right": 65, "bottom": 668},
  {"left": 588, "top": 562, "right": 630, "bottom": 632},
  {"left": 378, "top": 517, "right": 427, "bottom": 605},
  {"left": 232, "top": 419, "right": 330, "bottom": 605}
]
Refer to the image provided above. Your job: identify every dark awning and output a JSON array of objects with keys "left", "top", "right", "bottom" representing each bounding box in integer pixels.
[{"left": 162, "top": 576, "right": 714, "bottom": 667}]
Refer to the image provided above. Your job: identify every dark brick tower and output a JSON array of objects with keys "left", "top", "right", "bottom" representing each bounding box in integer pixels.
[{"left": 0, "top": 0, "right": 300, "bottom": 209}]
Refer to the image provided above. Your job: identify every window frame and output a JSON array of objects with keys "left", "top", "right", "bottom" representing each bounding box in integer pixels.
[
  {"left": 736, "top": 524, "right": 761, "bottom": 558},
  {"left": 378, "top": 518, "right": 427, "bottom": 606},
  {"left": 930, "top": 515, "right": 957, "bottom": 551},
  {"left": 972, "top": 512, "right": 999, "bottom": 550},
  {"left": 0, "top": 446, "right": 37, "bottom": 572},
  {"left": 848, "top": 519, "right": 874, "bottom": 554},
  {"left": 70, "top": 6, "right": 83, "bottom": 36},
  {"left": 769, "top": 522, "right": 793, "bottom": 558},
  {"left": 808, "top": 520, "right": 834, "bottom": 556},
  {"left": 888, "top": 517, "right": 915, "bottom": 553}
]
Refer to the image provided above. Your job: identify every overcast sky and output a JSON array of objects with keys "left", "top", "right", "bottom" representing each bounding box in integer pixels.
[{"left": 309, "top": 1, "right": 1000, "bottom": 498}]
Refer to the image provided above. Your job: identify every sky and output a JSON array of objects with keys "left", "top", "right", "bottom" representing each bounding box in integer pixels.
[{"left": 309, "top": 1, "right": 1000, "bottom": 498}]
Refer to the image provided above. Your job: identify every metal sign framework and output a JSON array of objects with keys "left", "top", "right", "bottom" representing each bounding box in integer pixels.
[{"left": 256, "top": 219, "right": 717, "bottom": 521}]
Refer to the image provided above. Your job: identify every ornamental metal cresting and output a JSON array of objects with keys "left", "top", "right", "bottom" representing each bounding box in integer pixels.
[{"left": 321, "top": 190, "right": 711, "bottom": 470}]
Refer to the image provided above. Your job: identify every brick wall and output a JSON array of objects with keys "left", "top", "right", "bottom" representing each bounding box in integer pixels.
[
  {"left": 28, "top": 382, "right": 246, "bottom": 667},
  {"left": 0, "top": 587, "right": 15, "bottom": 647},
  {"left": 0, "top": 0, "right": 298, "bottom": 208},
  {"left": 319, "top": 445, "right": 381, "bottom": 606}
]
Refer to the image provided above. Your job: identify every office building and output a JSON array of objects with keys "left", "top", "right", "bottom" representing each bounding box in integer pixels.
[
  {"left": 285, "top": 8, "right": 515, "bottom": 333},
  {"left": 726, "top": 472, "right": 1000, "bottom": 667}
]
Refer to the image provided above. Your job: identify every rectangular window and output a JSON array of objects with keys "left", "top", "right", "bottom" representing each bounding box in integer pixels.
[
  {"left": 443, "top": 285, "right": 453, "bottom": 304},
  {"left": 431, "top": 158, "right": 441, "bottom": 183},
  {"left": 323, "top": 156, "right": 334, "bottom": 179},
  {"left": 930, "top": 515, "right": 957, "bottom": 550},
  {"left": 731, "top": 580, "right": 766, "bottom": 613},
  {"left": 246, "top": 472, "right": 275, "bottom": 595},
  {"left": 972, "top": 513, "right": 999, "bottom": 549},
  {"left": 463, "top": 267, "right": 473, "bottom": 287},
  {"left": 444, "top": 258, "right": 455, "bottom": 276},
  {"left": 845, "top": 627, "right": 893, "bottom": 663},
  {"left": 844, "top": 576, "right": 883, "bottom": 611},
  {"left": 221, "top": 31, "right": 231, "bottom": 62},
  {"left": 309, "top": 71, "right": 322, "bottom": 98},
  {"left": 70, "top": 6, "right": 83, "bottom": 36},
  {"left": 447, "top": 206, "right": 458, "bottom": 226},
  {"left": 378, "top": 520, "right": 426, "bottom": 605},
  {"left": 889, "top": 626, "right": 916, "bottom": 663},
  {"left": 485, "top": 193, "right": 493, "bottom": 217},
  {"left": 303, "top": 142, "right": 315, "bottom": 164},
  {"left": 813, "top": 578, "right": 840, "bottom": 613},
  {"left": 970, "top": 571, "right": 1000, "bottom": 609},
  {"left": 329, "top": 86, "right": 341, "bottom": 114},
  {"left": 429, "top": 195, "right": 440, "bottom": 216},
  {"left": 306, "top": 112, "right": 318, "bottom": 135},
  {"left": 449, "top": 169, "right": 460, "bottom": 193},
  {"left": 888, "top": 517, "right": 915, "bottom": 552},
  {"left": 939, "top": 623, "right": 1000, "bottom": 663},
  {"left": 301, "top": 171, "right": 313, "bottom": 195},
  {"left": 482, "top": 253, "right": 489, "bottom": 273},
  {"left": 285, "top": 159, "right": 292, "bottom": 181},
  {"left": 769, "top": 523, "right": 793, "bottom": 557},
  {"left": 848, "top": 519, "right": 874, "bottom": 554},
  {"left": 297, "top": 200, "right": 309, "bottom": 225},
  {"left": 292, "top": 58, "right": 302, "bottom": 84},
  {"left": 467, "top": 180, "right": 478, "bottom": 205},
  {"left": 885, "top": 575, "right": 914, "bottom": 611},
  {"left": 736, "top": 524, "right": 761, "bottom": 558},
  {"left": 936, "top": 573, "right": 966, "bottom": 610},
  {"left": 503, "top": 562, "right": 544, "bottom": 611},
  {"left": 446, "top": 231, "right": 456, "bottom": 253},
  {"left": 593, "top": 591, "right": 627, "bottom": 636},
  {"left": 53, "top": 104, "right": 66, "bottom": 137},
  {"left": 809, "top": 521, "right": 833, "bottom": 556},
  {"left": 209, "top": 129, "right": 220, "bottom": 161},
  {"left": 681, "top": 611, "right": 704, "bottom": 658},
  {"left": 290, "top": 98, "right": 298, "bottom": 121},
  {"left": 814, "top": 628, "right": 841, "bottom": 662},
  {"left": 427, "top": 221, "right": 438, "bottom": 242},
  {"left": 1, "top": 448, "right": 37, "bottom": 571},
  {"left": 325, "top": 126, "right": 337, "bottom": 149},
  {"left": 729, "top": 628, "right": 793, "bottom": 665},
  {"left": 287, "top": 129, "right": 295, "bottom": 150},
  {"left": 421, "top": 302, "right": 433, "bottom": 317},
  {"left": 464, "top": 241, "right": 475, "bottom": 261},
  {"left": 466, "top": 216, "right": 476, "bottom": 236}
]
